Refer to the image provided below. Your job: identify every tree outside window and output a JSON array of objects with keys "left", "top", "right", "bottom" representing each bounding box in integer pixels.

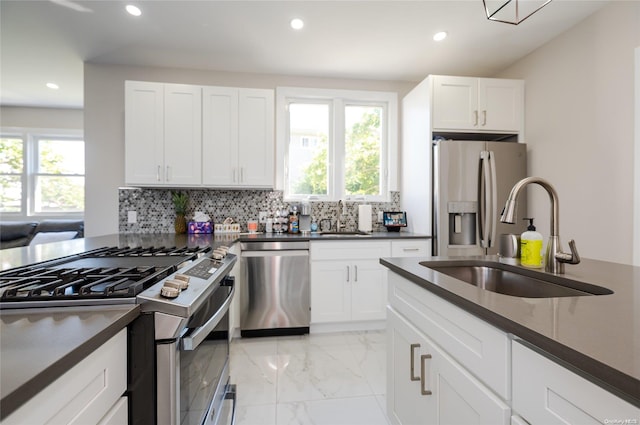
[{"left": 0, "top": 132, "right": 84, "bottom": 216}]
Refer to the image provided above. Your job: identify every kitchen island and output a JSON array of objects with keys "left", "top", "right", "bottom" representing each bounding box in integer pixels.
[
  {"left": 0, "top": 231, "right": 428, "bottom": 421},
  {"left": 381, "top": 255, "right": 640, "bottom": 419}
]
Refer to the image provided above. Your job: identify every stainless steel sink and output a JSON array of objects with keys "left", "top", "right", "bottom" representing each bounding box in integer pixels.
[{"left": 420, "top": 260, "right": 613, "bottom": 298}]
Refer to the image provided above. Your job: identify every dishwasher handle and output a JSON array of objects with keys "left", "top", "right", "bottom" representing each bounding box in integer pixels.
[
  {"left": 240, "top": 241, "right": 309, "bottom": 251},
  {"left": 241, "top": 250, "right": 309, "bottom": 258}
]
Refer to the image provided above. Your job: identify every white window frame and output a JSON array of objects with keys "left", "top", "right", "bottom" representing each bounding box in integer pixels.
[
  {"left": 276, "top": 87, "right": 398, "bottom": 202},
  {"left": 0, "top": 127, "right": 84, "bottom": 220}
]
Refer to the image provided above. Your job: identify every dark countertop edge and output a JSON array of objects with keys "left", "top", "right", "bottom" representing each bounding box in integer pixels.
[
  {"left": 381, "top": 259, "right": 640, "bottom": 408},
  {"left": 0, "top": 305, "right": 140, "bottom": 420},
  {"left": 236, "top": 232, "right": 430, "bottom": 242}
]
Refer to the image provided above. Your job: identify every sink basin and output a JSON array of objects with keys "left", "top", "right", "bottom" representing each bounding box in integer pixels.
[
  {"left": 420, "top": 260, "right": 613, "bottom": 298},
  {"left": 318, "top": 231, "right": 371, "bottom": 236}
]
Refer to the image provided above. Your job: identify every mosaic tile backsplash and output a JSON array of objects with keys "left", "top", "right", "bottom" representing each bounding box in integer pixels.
[{"left": 119, "top": 188, "right": 401, "bottom": 234}]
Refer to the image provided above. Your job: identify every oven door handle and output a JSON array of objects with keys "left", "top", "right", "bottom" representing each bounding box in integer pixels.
[{"left": 181, "top": 280, "right": 235, "bottom": 351}]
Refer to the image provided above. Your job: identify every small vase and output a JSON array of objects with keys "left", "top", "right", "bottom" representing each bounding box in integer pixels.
[{"left": 174, "top": 214, "right": 187, "bottom": 234}]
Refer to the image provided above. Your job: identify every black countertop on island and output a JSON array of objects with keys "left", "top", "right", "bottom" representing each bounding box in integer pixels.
[
  {"left": 380, "top": 255, "right": 640, "bottom": 407},
  {"left": 0, "top": 304, "right": 140, "bottom": 420}
]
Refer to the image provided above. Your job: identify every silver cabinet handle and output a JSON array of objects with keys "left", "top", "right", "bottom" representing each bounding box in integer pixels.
[
  {"left": 482, "top": 110, "right": 487, "bottom": 126},
  {"left": 233, "top": 168, "right": 236, "bottom": 183},
  {"left": 474, "top": 110, "right": 478, "bottom": 126},
  {"left": 166, "top": 165, "right": 170, "bottom": 181},
  {"left": 420, "top": 353, "right": 433, "bottom": 396},
  {"left": 240, "top": 167, "right": 244, "bottom": 183},
  {"left": 346, "top": 265, "right": 350, "bottom": 282},
  {"left": 410, "top": 343, "right": 421, "bottom": 381},
  {"left": 403, "top": 247, "right": 420, "bottom": 252},
  {"left": 157, "top": 165, "right": 161, "bottom": 182},
  {"left": 354, "top": 265, "right": 358, "bottom": 282}
]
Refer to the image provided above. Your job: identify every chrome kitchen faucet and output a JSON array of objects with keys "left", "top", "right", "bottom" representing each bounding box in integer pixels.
[{"left": 500, "top": 177, "right": 580, "bottom": 274}]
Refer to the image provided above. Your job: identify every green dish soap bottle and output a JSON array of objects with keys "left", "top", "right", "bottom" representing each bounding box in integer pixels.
[{"left": 521, "top": 218, "right": 543, "bottom": 268}]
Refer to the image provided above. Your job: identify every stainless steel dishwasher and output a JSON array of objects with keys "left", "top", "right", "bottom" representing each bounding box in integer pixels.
[{"left": 239, "top": 241, "right": 310, "bottom": 337}]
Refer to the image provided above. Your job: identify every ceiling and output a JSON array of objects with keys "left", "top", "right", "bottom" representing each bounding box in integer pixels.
[{"left": 0, "top": 0, "right": 610, "bottom": 109}]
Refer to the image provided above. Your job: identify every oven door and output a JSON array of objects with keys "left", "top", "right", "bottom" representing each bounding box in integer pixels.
[{"left": 157, "top": 277, "right": 236, "bottom": 425}]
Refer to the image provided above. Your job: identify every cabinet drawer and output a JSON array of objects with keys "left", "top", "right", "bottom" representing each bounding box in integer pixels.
[
  {"left": 388, "top": 272, "right": 510, "bottom": 400},
  {"left": 512, "top": 341, "right": 639, "bottom": 424},
  {"left": 391, "top": 239, "right": 430, "bottom": 257},
  {"left": 3, "top": 329, "right": 127, "bottom": 425},
  {"left": 310, "top": 240, "right": 390, "bottom": 261}
]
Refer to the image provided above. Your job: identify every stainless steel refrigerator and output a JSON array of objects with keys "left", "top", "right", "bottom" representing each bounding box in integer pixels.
[{"left": 432, "top": 139, "right": 527, "bottom": 256}]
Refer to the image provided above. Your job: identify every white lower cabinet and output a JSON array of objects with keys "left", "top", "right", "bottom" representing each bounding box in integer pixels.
[
  {"left": 512, "top": 341, "right": 640, "bottom": 424},
  {"left": 2, "top": 329, "right": 128, "bottom": 425},
  {"left": 387, "top": 270, "right": 640, "bottom": 425},
  {"left": 388, "top": 309, "right": 510, "bottom": 425},
  {"left": 310, "top": 240, "right": 391, "bottom": 324}
]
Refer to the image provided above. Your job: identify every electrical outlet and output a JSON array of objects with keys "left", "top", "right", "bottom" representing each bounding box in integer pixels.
[
  {"left": 377, "top": 211, "right": 383, "bottom": 223},
  {"left": 259, "top": 211, "right": 268, "bottom": 223},
  {"left": 128, "top": 211, "right": 137, "bottom": 224}
]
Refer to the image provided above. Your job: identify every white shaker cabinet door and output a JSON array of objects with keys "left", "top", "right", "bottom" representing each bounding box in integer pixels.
[
  {"left": 388, "top": 309, "right": 510, "bottom": 425},
  {"left": 431, "top": 75, "right": 478, "bottom": 131},
  {"left": 310, "top": 260, "right": 352, "bottom": 323},
  {"left": 125, "top": 81, "right": 164, "bottom": 185},
  {"left": 202, "top": 86, "right": 239, "bottom": 186},
  {"left": 238, "top": 89, "right": 274, "bottom": 187},
  {"left": 350, "top": 258, "right": 387, "bottom": 321},
  {"left": 163, "top": 83, "right": 202, "bottom": 185},
  {"left": 478, "top": 78, "right": 523, "bottom": 132}
]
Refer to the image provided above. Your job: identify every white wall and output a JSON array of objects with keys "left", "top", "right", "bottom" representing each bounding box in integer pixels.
[
  {"left": 0, "top": 106, "right": 83, "bottom": 129},
  {"left": 83, "top": 63, "right": 414, "bottom": 237},
  {"left": 497, "top": 1, "right": 640, "bottom": 265}
]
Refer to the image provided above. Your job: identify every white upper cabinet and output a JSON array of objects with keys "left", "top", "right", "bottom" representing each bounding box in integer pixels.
[
  {"left": 202, "top": 86, "right": 239, "bottom": 186},
  {"left": 431, "top": 75, "right": 524, "bottom": 133},
  {"left": 125, "top": 81, "right": 202, "bottom": 186},
  {"left": 202, "top": 87, "right": 274, "bottom": 188},
  {"left": 125, "top": 81, "right": 274, "bottom": 188}
]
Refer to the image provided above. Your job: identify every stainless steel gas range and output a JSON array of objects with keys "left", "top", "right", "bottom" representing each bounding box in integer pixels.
[{"left": 0, "top": 244, "right": 237, "bottom": 425}]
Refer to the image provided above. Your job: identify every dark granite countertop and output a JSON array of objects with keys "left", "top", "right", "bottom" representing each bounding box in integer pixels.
[
  {"left": 0, "top": 231, "right": 429, "bottom": 270},
  {"left": 0, "top": 304, "right": 140, "bottom": 420},
  {"left": 380, "top": 255, "right": 640, "bottom": 407}
]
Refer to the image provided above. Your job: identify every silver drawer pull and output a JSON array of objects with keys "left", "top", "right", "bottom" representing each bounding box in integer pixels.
[
  {"left": 420, "top": 353, "right": 433, "bottom": 396},
  {"left": 410, "top": 343, "right": 420, "bottom": 381},
  {"left": 403, "top": 248, "right": 420, "bottom": 251}
]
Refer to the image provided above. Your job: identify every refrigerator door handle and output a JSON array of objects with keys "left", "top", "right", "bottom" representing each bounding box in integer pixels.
[
  {"left": 479, "top": 151, "right": 491, "bottom": 248},
  {"left": 488, "top": 151, "right": 498, "bottom": 248}
]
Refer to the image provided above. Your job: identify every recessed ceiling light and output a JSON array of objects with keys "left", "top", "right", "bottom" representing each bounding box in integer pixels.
[
  {"left": 126, "top": 4, "right": 142, "bottom": 17},
  {"left": 46, "top": 82, "right": 59, "bottom": 90},
  {"left": 290, "top": 18, "right": 304, "bottom": 30},
  {"left": 433, "top": 31, "right": 448, "bottom": 41}
]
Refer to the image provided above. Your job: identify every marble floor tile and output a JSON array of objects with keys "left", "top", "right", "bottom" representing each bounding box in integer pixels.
[{"left": 231, "top": 330, "right": 389, "bottom": 425}]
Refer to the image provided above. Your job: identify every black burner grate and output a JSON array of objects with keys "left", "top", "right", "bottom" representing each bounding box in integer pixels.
[{"left": 0, "top": 245, "right": 211, "bottom": 304}]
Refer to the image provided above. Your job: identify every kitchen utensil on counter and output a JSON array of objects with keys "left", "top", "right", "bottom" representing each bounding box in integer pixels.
[{"left": 498, "top": 233, "right": 520, "bottom": 258}]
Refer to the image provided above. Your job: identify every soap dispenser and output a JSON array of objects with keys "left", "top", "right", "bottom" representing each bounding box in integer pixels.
[{"left": 520, "top": 218, "right": 543, "bottom": 268}]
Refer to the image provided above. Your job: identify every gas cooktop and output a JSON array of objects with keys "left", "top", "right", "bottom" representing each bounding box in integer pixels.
[{"left": 0, "top": 246, "right": 211, "bottom": 308}]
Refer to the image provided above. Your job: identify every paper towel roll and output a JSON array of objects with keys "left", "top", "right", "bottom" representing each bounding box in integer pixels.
[{"left": 358, "top": 205, "right": 372, "bottom": 232}]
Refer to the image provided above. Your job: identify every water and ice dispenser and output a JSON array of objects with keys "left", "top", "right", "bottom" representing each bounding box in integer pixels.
[{"left": 447, "top": 201, "right": 476, "bottom": 246}]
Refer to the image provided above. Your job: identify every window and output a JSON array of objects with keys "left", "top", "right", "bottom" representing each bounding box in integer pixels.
[
  {"left": 277, "top": 87, "right": 397, "bottom": 202},
  {"left": 0, "top": 129, "right": 84, "bottom": 218}
]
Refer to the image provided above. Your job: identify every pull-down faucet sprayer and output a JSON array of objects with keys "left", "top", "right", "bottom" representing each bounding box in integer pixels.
[{"left": 500, "top": 177, "right": 580, "bottom": 274}]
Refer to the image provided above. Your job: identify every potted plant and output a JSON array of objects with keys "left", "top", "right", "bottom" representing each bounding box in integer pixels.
[{"left": 171, "top": 191, "right": 189, "bottom": 234}]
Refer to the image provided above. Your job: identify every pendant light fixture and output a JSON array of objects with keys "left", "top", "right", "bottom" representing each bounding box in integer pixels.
[{"left": 483, "top": 0, "right": 553, "bottom": 25}]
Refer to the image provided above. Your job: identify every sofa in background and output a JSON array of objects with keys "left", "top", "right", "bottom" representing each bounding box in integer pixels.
[{"left": 0, "top": 219, "right": 84, "bottom": 249}]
